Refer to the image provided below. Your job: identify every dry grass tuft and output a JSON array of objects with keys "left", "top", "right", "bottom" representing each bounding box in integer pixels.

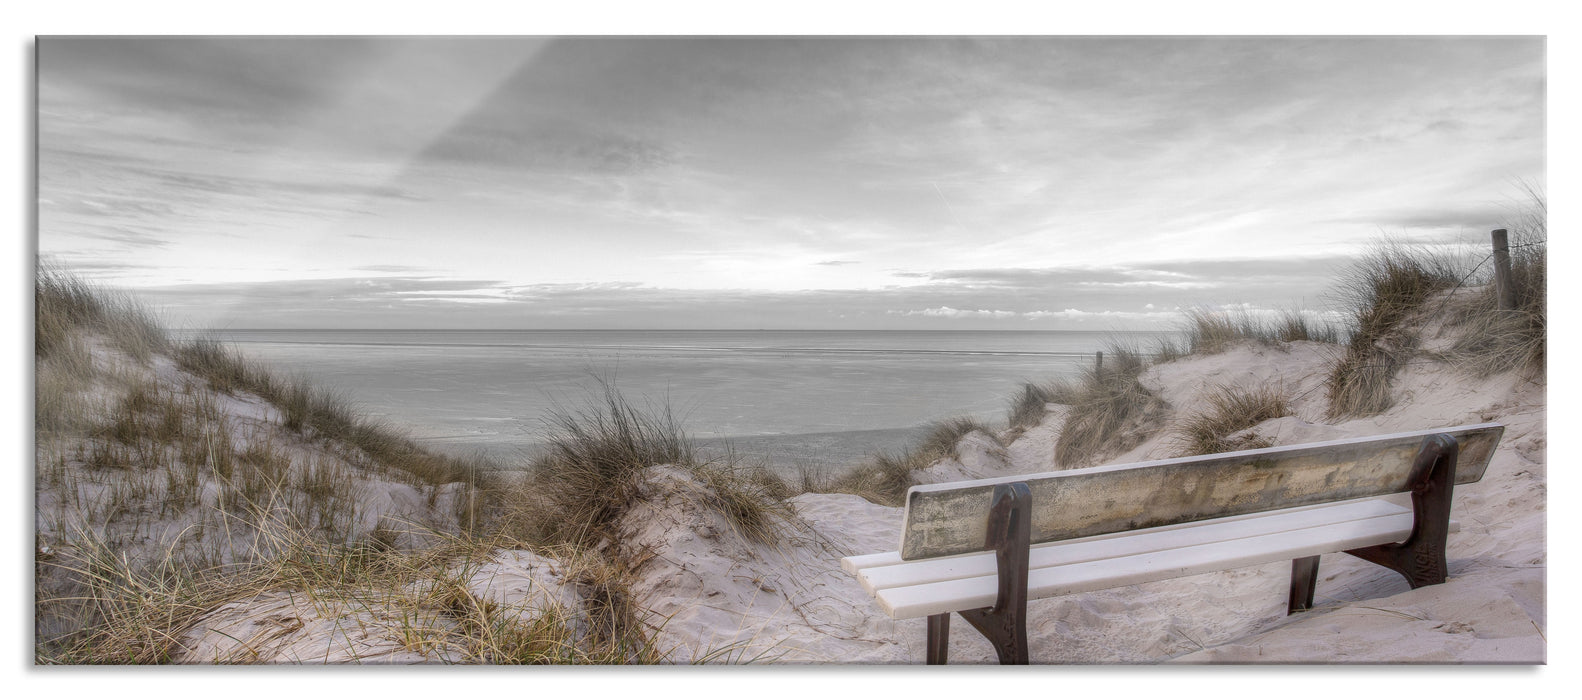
[
  {"left": 1150, "top": 337, "right": 1190, "bottom": 364},
  {"left": 1183, "top": 308, "right": 1272, "bottom": 354},
  {"left": 524, "top": 382, "right": 693, "bottom": 547},
  {"left": 825, "top": 449, "right": 927, "bottom": 507},
  {"left": 36, "top": 266, "right": 168, "bottom": 364},
  {"left": 1174, "top": 383, "right": 1293, "bottom": 456},
  {"left": 1007, "top": 381, "right": 1079, "bottom": 432},
  {"left": 1324, "top": 241, "right": 1461, "bottom": 419},
  {"left": 1446, "top": 201, "right": 1546, "bottom": 378},
  {"left": 173, "top": 338, "right": 485, "bottom": 487},
  {"left": 1052, "top": 345, "right": 1167, "bottom": 467},
  {"left": 1181, "top": 307, "right": 1340, "bottom": 355},
  {"left": 427, "top": 543, "right": 661, "bottom": 664},
  {"left": 826, "top": 416, "right": 999, "bottom": 506},
  {"left": 37, "top": 521, "right": 664, "bottom": 664},
  {"left": 1273, "top": 310, "right": 1342, "bottom": 344},
  {"left": 918, "top": 416, "right": 994, "bottom": 460},
  {"left": 35, "top": 267, "right": 167, "bottom": 437},
  {"left": 35, "top": 332, "right": 100, "bottom": 436},
  {"left": 520, "top": 381, "right": 792, "bottom": 548},
  {"left": 689, "top": 459, "right": 796, "bottom": 545}
]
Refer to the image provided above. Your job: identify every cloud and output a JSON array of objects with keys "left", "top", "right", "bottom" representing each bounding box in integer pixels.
[
  {"left": 75, "top": 226, "right": 173, "bottom": 248},
  {"left": 892, "top": 307, "right": 1019, "bottom": 319},
  {"left": 354, "top": 264, "right": 432, "bottom": 273},
  {"left": 423, "top": 125, "right": 678, "bottom": 175},
  {"left": 893, "top": 257, "right": 1347, "bottom": 299},
  {"left": 1331, "top": 204, "right": 1513, "bottom": 231},
  {"left": 817, "top": 260, "right": 860, "bottom": 266},
  {"left": 1022, "top": 308, "right": 1177, "bottom": 321},
  {"left": 39, "top": 37, "right": 379, "bottom": 126}
]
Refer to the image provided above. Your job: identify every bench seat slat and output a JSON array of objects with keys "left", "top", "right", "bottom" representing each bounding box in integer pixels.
[
  {"left": 853, "top": 498, "right": 1409, "bottom": 595},
  {"left": 875, "top": 509, "right": 1433, "bottom": 619},
  {"left": 841, "top": 497, "right": 1407, "bottom": 576},
  {"left": 841, "top": 551, "right": 902, "bottom": 575}
]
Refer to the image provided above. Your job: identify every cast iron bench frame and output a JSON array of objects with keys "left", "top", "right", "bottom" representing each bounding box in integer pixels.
[{"left": 842, "top": 423, "right": 1504, "bottom": 664}]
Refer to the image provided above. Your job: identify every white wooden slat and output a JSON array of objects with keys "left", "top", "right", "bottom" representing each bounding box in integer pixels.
[
  {"left": 841, "top": 497, "right": 1409, "bottom": 576},
  {"left": 857, "top": 499, "right": 1409, "bottom": 595},
  {"left": 841, "top": 551, "right": 902, "bottom": 574},
  {"left": 877, "top": 512, "right": 1420, "bottom": 619}
]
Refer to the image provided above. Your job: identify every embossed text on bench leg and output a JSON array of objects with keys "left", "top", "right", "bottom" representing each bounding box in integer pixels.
[
  {"left": 956, "top": 482, "right": 1032, "bottom": 665},
  {"left": 1345, "top": 433, "right": 1459, "bottom": 588}
]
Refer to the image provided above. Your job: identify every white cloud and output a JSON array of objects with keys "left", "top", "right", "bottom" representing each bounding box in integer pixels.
[
  {"left": 893, "top": 306, "right": 1019, "bottom": 319},
  {"left": 1022, "top": 308, "right": 1180, "bottom": 321}
]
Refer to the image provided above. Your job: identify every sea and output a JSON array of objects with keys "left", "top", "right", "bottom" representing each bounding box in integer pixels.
[{"left": 177, "top": 329, "right": 1175, "bottom": 478}]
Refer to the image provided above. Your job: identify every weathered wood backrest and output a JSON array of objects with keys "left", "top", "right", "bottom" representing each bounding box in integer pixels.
[{"left": 899, "top": 423, "right": 1504, "bottom": 560}]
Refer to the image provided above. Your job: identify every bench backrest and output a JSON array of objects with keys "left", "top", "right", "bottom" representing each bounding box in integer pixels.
[{"left": 898, "top": 423, "right": 1504, "bottom": 560}]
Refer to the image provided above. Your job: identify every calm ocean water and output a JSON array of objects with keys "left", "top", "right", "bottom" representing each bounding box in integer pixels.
[{"left": 178, "top": 329, "right": 1173, "bottom": 476}]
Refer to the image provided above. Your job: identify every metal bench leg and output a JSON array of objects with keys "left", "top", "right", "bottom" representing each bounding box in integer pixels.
[
  {"left": 955, "top": 482, "right": 1032, "bottom": 665},
  {"left": 1345, "top": 433, "right": 1459, "bottom": 588},
  {"left": 1288, "top": 555, "right": 1321, "bottom": 613},
  {"left": 926, "top": 613, "right": 950, "bottom": 664}
]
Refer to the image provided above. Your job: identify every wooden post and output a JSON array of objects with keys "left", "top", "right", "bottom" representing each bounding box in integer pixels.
[
  {"left": 1095, "top": 350, "right": 1103, "bottom": 372},
  {"left": 1492, "top": 229, "right": 1517, "bottom": 310}
]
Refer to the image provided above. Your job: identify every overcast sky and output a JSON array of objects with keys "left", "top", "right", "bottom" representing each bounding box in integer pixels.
[{"left": 37, "top": 36, "right": 1545, "bottom": 330}]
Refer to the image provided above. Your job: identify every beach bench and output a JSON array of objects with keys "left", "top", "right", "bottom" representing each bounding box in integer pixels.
[{"left": 842, "top": 423, "right": 1504, "bottom": 664}]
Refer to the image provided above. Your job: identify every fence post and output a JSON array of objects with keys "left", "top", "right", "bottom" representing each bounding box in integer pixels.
[
  {"left": 1492, "top": 229, "right": 1516, "bottom": 310},
  {"left": 1095, "top": 350, "right": 1103, "bottom": 372}
]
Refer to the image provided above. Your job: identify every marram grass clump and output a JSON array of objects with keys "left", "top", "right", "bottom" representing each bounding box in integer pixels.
[
  {"left": 1181, "top": 307, "right": 1340, "bottom": 355},
  {"left": 173, "top": 338, "right": 487, "bottom": 488},
  {"left": 1174, "top": 383, "right": 1292, "bottom": 457},
  {"left": 1324, "top": 241, "right": 1460, "bottom": 419},
  {"left": 1052, "top": 345, "right": 1166, "bottom": 467},
  {"left": 1447, "top": 207, "right": 1546, "bottom": 378},
  {"left": 1007, "top": 380, "right": 1080, "bottom": 433},
  {"left": 36, "top": 266, "right": 168, "bottom": 364},
  {"left": 519, "top": 383, "right": 694, "bottom": 547},
  {"left": 517, "top": 381, "right": 792, "bottom": 547},
  {"left": 828, "top": 416, "right": 999, "bottom": 507}
]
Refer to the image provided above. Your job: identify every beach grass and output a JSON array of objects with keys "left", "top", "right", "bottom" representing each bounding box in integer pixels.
[
  {"left": 827, "top": 416, "right": 999, "bottom": 506},
  {"left": 520, "top": 381, "right": 692, "bottom": 547},
  {"left": 1181, "top": 307, "right": 1341, "bottom": 355},
  {"left": 36, "top": 514, "right": 663, "bottom": 664},
  {"left": 1051, "top": 343, "right": 1166, "bottom": 467},
  {"left": 1007, "top": 380, "right": 1078, "bottom": 433},
  {"left": 36, "top": 266, "right": 168, "bottom": 365},
  {"left": 1446, "top": 198, "right": 1546, "bottom": 378},
  {"left": 1173, "top": 382, "right": 1293, "bottom": 456},
  {"left": 1323, "top": 241, "right": 1461, "bottom": 419},
  {"left": 173, "top": 339, "right": 487, "bottom": 488},
  {"left": 517, "top": 380, "right": 793, "bottom": 547}
]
